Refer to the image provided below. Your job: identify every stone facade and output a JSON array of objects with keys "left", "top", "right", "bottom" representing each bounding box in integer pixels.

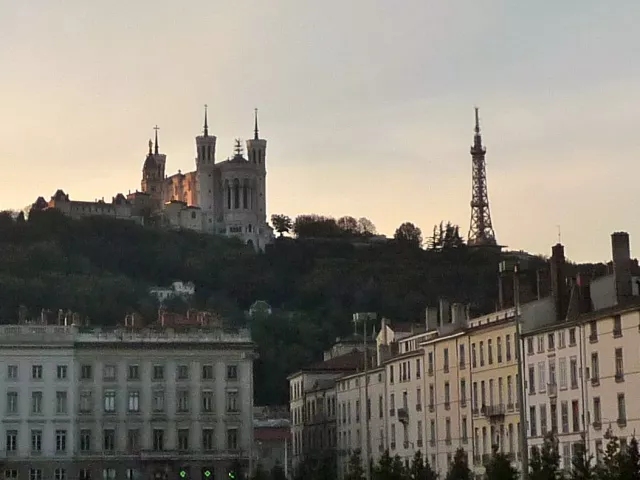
[{"left": 0, "top": 323, "right": 255, "bottom": 480}]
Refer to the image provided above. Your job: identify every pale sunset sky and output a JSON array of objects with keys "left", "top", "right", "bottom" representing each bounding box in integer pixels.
[{"left": 1, "top": 1, "right": 639, "bottom": 263}]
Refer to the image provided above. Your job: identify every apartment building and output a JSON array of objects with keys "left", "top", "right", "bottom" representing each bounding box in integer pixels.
[
  {"left": 522, "top": 232, "right": 640, "bottom": 468},
  {"left": 0, "top": 322, "right": 255, "bottom": 480}
]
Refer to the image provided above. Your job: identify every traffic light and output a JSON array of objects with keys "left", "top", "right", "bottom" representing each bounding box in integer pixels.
[
  {"left": 178, "top": 468, "right": 188, "bottom": 479},
  {"left": 201, "top": 468, "right": 213, "bottom": 480}
]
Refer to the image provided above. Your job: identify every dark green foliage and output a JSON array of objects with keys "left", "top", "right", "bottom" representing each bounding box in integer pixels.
[
  {"left": 293, "top": 451, "right": 335, "bottom": 480},
  {"left": 345, "top": 450, "right": 365, "bottom": 480},
  {"left": 445, "top": 448, "right": 471, "bottom": 480},
  {"left": 409, "top": 450, "right": 438, "bottom": 480},
  {"left": 598, "top": 435, "right": 620, "bottom": 480},
  {"left": 394, "top": 222, "right": 423, "bottom": 247},
  {"left": 271, "top": 214, "right": 293, "bottom": 237},
  {"left": 427, "top": 221, "right": 464, "bottom": 251},
  {"left": 530, "top": 433, "right": 561, "bottom": 480},
  {"left": 619, "top": 436, "right": 640, "bottom": 480},
  {"left": 485, "top": 446, "right": 518, "bottom": 480},
  {"left": 269, "top": 464, "right": 287, "bottom": 480},
  {"left": 570, "top": 437, "right": 596, "bottom": 480}
]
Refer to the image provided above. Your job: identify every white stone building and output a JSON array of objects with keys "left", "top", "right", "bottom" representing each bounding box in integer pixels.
[
  {"left": 149, "top": 281, "right": 196, "bottom": 304},
  {"left": 0, "top": 323, "right": 255, "bottom": 480}
]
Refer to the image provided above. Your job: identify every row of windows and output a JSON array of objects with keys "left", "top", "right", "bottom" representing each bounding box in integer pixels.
[
  {"left": 3, "top": 363, "right": 238, "bottom": 382},
  {"left": 526, "top": 327, "right": 576, "bottom": 355},
  {"left": 4, "top": 425, "right": 240, "bottom": 453},
  {"left": 528, "top": 399, "right": 581, "bottom": 437},
  {"left": 470, "top": 335, "right": 514, "bottom": 369},
  {"left": 527, "top": 355, "right": 579, "bottom": 394},
  {"left": 4, "top": 388, "right": 240, "bottom": 415}
]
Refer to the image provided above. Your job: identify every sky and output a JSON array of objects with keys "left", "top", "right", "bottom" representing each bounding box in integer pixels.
[{"left": 1, "top": 1, "right": 639, "bottom": 263}]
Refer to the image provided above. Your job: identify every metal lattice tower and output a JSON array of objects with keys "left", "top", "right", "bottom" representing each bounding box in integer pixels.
[{"left": 467, "top": 107, "right": 497, "bottom": 246}]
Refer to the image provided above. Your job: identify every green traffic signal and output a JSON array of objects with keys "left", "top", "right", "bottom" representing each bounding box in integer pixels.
[
  {"left": 179, "top": 472, "right": 186, "bottom": 479},
  {"left": 228, "top": 472, "right": 235, "bottom": 479},
  {"left": 203, "top": 470, "right": 211, "bottom": 479}
]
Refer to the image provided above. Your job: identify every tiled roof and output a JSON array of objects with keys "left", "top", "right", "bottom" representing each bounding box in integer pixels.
[{"left": 306, "top": 350, "right": 366, "bottom": 372}]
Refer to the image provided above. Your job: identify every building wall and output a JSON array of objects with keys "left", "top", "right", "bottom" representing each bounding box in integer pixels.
[{"left": 0, "top": 324, "right": 254, "bottom": 480}]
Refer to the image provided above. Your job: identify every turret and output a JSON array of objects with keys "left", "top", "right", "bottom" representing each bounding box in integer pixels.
[
  {"left": 195, "top": 105, "right": 216, "bottom": 215},
  {"left": 141, "top": 126, "right": 166, "bottom": 212},
  {"left": 245, "top": 108, "right": 268, "bottom": 222},
  {"left": 196, "top": 105, "right": 217, "bottom": 168}
]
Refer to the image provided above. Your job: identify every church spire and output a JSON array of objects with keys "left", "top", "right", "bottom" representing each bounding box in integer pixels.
[
  {"left": 253, "top": 108, "right": 259, "bottom": 140},
  {"left": 148, "top": 139, "right": 153, "bottom": 155},
  {"left": 203, "top": 104, "right": 209, "bottom": 137},
  {"left": 153, "top": 125, "right": 160, "bottom": 155}
]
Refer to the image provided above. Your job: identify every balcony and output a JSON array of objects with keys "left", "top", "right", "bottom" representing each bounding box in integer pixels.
[
  {"left": 389, "top": 408, "right": 395, "bottom": 417},
  {"left": 139, "top": 450, "right": 181, "bottom": 461},
  {"left": 482, "top": 404, "right": 506, "bottom": 419},
  {"left": 548, "top": 383, "right": 557, "bottom": 398},
  {"left": 615, "top": 372, "right": 624, "bottom": 383},
  {"left": 428, "top": 404, "right": 435, "bottom": 413},
  {"left": 591, "top": 377, "right": 600, "bottom": 387},
  {"left": 589, "top": 333, "right": 598, "bottom": 343},
  {"left": 507, "top": 402, "right": 514, "bottom": 412},
  {"left": 397, "top": 408, "right": 409, "bottom": 425},
  {"left": 428, "top": 368, "right": 434, "bottom": 376},
  {"left": 416, "top": 404, "right": 422, "bottom": 412},
  {"left": 618, "top": 417, "right": 627, "bottom": 428}
]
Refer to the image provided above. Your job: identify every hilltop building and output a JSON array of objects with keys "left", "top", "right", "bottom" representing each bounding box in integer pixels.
[{"left": 36, "top": 107, "right": 274, "bottom": 251}]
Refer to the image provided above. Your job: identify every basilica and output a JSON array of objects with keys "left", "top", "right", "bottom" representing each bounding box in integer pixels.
[{"left": 42, "top": 107, "right": 274, "bottom": 250}]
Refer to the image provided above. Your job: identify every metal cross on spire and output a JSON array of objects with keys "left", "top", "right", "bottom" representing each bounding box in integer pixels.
[{"left": 153, "top": 125, "right": 160, "bottom": 155}]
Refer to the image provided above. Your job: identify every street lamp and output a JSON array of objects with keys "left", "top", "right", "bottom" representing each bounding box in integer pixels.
[
  {"left": 498, "top": 261, "right": 528, "bottom": 480},
  {"left": 353, "top": 312, "right": 377, "bottom": 480}
]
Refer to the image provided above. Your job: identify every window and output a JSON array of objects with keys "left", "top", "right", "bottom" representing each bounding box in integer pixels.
[
  {"left": 102, "top": 470, "right": 115, "bottom": 480},
  {"left": 80, "top": 365, "right": 92, "bottom": 380},
  {"left": 559, "top": 358, "right": 567, "bottom": 389},
  {"left": 5, "top": 470, "right": 17, "bottom": 480},
  {"left": 537, "top": 336, "right": 544, "bottom": 353},
  {"left": 56, "top": 391, "right": 68, "bottom": 414},
  {"left": 103, "top": 429, "right": 115, "bottom": 451},
  {"left": 548, "top": 333, "right": 555, "bottom": 350},
  {"left": 29, "top": 470, "right": 42, "bottom": 480},
  {"left": 618, "top": 394, "right": 627, "bottom": 424},
  {"left": 80, "top": 429, "right": 91, "bottom": 452},
  {"left": 152, "top": 390, "right": 165, "bottom": 412},
  {"left": 589, "top": 321, "right": 597, "bottom": 341},
  {"left": 528, "top": 365, "right": 536, "bottom": 394},
  {"left": 460, "top": 379, "right": 467, "bottom": 406},
  {"left": 177, "top": 365, "right": 189, "bottom": 380},
  {"left": 530, "top": 407, "right": 537, "bottom": 437},
  {"left": 80, "top": 391, "right": 92, "bottom": 412},
  {"left": 472, "top": 343, "right": 477, "bottom": 368},
  {"left": 498, "top": 377, "right": 504, "bottom": 405},
  {"left": 561, "top": 402, "right": 569, "bottom": 433},
  {"left": 558, "top": 331, "right": 566, "bottom": 348},
  {"left": 570, "top": 357, "right": 578, "bottom": 389},
  {"left": 459, "top": 344, "right": 466, "bottom": 368},
  {"left": 445, "top": 417, "right": 452, "bottom": 441},
  {"left": 379, "top": 394, "right": 384, "bottom": 418},
  {"left": 128, "top": 391, "right": 140, "bottom": 412},
  {"left": 591, "top": 353, "right": 599, "bottom": 384},
  {"left": 103, "top": 391, "right": 116, "bottom": 413},
  {"left": 572, "top": 400, "right": 580, "bottom": 432},
  {"left": 177, "top": 390, "right": 190, "bottom": 412},
  {"left": 429, "top": 385, "right": 435, "bottom": 410},
  {"left": 538, "top": 362, "right": 546, "bottom": 392},
  {"left": 227, "top": 365, "right": 238, "bottom": 380},
  {"left": 462, "top": 416, "right": 468, "bottom": 441},
  {"left": 153, "top": 429, "right": 164, "bottom": 451},
  {"left": 497, "top": 337, "right": 503, "bottom": 363},
  {"left": 6, "top": 430, "right": 17, "bottom": 452},
  {"left": 32, "top": 365, "right": 43, "bottom": 380},
  {"left": 444, "top": 382, "right": 450, "bottom": 409},
  {"left": 31, "top": 429, "right": 42, "bottom": 452},
  {"left": 227, "top": 428, "right": 239, "bottom": 450},
  {"left": 178, "top": 429, "right": 189, "bottom": 451},
  {"left": 416, "top": 358, "right": 422, "bottom": 378},
  {"left": 56, "top": 365, "right": 68, "bottom": 380},
  {"left": 389, "top": 365, "right": 395, "bottom": 383},
  {"left": 416, "top": 387, "right": 422, "bottom": 409},
  {"left": 488, "top": 339, "right": 493, "bottom": 364},
  {"left": 568, "top": 328, "right": 576, "bottom": 345},
  {"left": 103, "top": 365, "right": 116, "bottom": 380},
  {"left": 549, "top": 359, "right": 556, "bottom": 387},
  {"left": 56, "top": 430, "right": 67, "bottom": 452},
  {"left": 128, "top": 365, "right": 139, "bottom": 380},
  {"left": 6, "top": 391, "right": 18, "bottom": 414},
  {"left": 443, "top": 348, "right": 449, "bottom": 372},
  {"left": 480, "top": 341, "right": 485, "bottom": 366},
  {"left": 152, "top": 365, "right": 164, "bottom": 380},
  {"left": 507, "top": 376, "right": 513, "bottom": 406},
  {"left": 31, "top": 391, "right": 43, "bottom": 414},
  {"left": 202, "top": 390, "right": 214, "bottom": 412},
  {"left": 613, "top": 315, "right": 622, "bottom": 337},
  {"left": 202, "top": 429, "right": 214, "bottom": 451},
  {"left": 593, "top": 397, "right": 602, "bottom": 425},
  {"left": 226, "top": 390, "right": 239, "bottom": 412},
  {"left": 504, "top": 334, "right": 511, "bottom": 361},
  {"left": 472, "top": 382, "right": 478, "bottom": 410},
  {"left": 550, "top": 403, "right": 558, "bottom": 433},
  {"left": 7, "top": 364, "right": 18, "bottom": 380},
  {"left": 615, "top": 348, "right": 624, "bottom": 380},
  {"left": 120, "top": 429, "right": 136, "bottom": 454},
  {"left": 79, "top": 470, "right": 91, "bottom": 480},
  {"left": 527, "top": 338, "right": 534, "bottom": 355},
  {"left": 202, "top": 365, "right": 214, "bottom": 380},
  {"left": 125, "top": 470, "right": 139, "bottom": 480}
]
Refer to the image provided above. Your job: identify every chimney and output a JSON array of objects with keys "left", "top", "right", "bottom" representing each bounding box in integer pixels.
[
  {"left": 425, "top": 307, "right": 439, "bottom": 331},
  {"left": 451, "top": 303, "right": 467, "bottom": 325},
  {"left": 439, "top": 299, "right": 451, "bottom": 326},
  {"left": 612, "top": 232, "right": 633, "bottom": 303},
  {"left": 550, "top": 243, "right": 567, "bottom": 321}
]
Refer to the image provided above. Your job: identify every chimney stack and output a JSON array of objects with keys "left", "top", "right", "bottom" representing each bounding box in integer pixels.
[
  {"left": 612, "top": 232, "right": 633, "bottom": 303},
  {"left": 425, "top": 307, "right": 439, "bottom": 331},
  {"left": 550, "top": 243, "right": 567, "bottom": 321},
  {"left": 439, "top": 299, "right": 451, "bottom": 326}
]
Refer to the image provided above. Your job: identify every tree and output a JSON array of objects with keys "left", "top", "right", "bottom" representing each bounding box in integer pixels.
[
  {"left": 427, "top": 221, "right": 465, "bottom": 251},
  {"left": 271, "top": 214, "right": 293, "bottom": 237},
  {"left": 619, "top": 436, "right": 640, "bottom": 480},
  {"left": 337, "top": 216, "right": 359, "bottom": 235},
  {"left": 269, "top": 464, "right": 287, "bottom": 480},
  {"left": 409, "top": 450, "right": 438, "bottom": 480},
  {"left": 531, "top": 433, "right": 561, "bottom": 480},
  {"left": 529, "top": 445, "right": 543, "bottom": 480},
  {"left": 374, "top": 450, "right": 394, "bottom": 480},
  {"left": 293, "top": 214, "right": 341, "bottom": 238},
  {"left": 445, "top": 448, "right": 471, "bottom": 480},
  {"left": 485, "top": 446, "right": 518, "bottom": 480},
  {"left": 394, "top": 222, "right": 423, "bottom": 248},
  {"left": 357, "top": 217, "right": 377, "bottom": 236},
  {"left": 598, "top": 434, "right": 621, "bottom": 480},
  {"left": 345, "top": 450, "right": 365, "bottom": 480},
  {"left": 569, "top": 437, "right": 596, "bottom": 480}
]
